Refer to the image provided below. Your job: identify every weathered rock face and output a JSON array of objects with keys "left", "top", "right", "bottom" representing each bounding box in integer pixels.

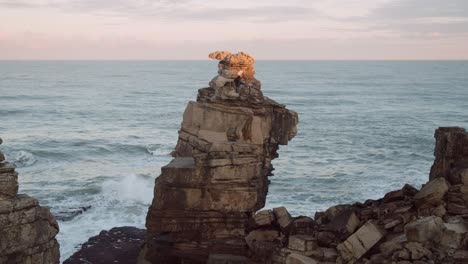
[
  {"left": 139, "top": 52, "right": 298, "bottom": 264},
  {"left": 208, "top": 51, "right": 263, "bottom": 102},
  {"left": 0, "top": 138, "right": 60, "bottom": 264},
  {"left": 137, "top": 57, "right": 468, "bottom": 264},
  {"left": 430, "top": 127, "right": 468, "bottom": 181},
  {"left": 240, "top": 127, "right": 468, "bottom": 264}
]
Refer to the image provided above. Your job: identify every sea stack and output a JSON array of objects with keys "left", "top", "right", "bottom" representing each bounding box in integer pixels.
[
  {"left": 0, "top": 138, "right": 60, "bottom": 263},
  {"left": 139, "top": 51, "right": 298, "bottom": 263}
]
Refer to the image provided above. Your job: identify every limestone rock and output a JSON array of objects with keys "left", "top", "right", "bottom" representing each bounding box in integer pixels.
[
  {"left": 207, "top": 254, "right": 252, "bottom": 264},
  {"left": 404, "top": 216, "right": 443, "bottom": 243},
  {"left": 274, "top": 207, "right": 293, "bottom": 231},
  {"left": 207, "top": 51, "right": 262, "bottom": 102},
  {"left": 0, "top": 171, "right": 18, "bottom": 199},
  {"left": 288, "top": 235, "right": 318, "bottom": 252},
  {"left": 337, "top": 221, "right": 386, "bottom": 263},
  {"left": 0, "top": 140, "right": 60, "bottom": 264},
  {"left": 437, "top": 222, "right": 468, "bottom": 249},
  {"left": 245, "top": 229, "right": 281, "bottom": 262},
  {"left": 404, "top": 242, "right": 432, "bottom": 261},
  {"left": 379, "top": 233, "right": 406, "bottom": 256},
  {"left": 413, "top": 177, "right": 449, "bottom": 208},
  {"left": 453, "top": 250, "right": 468, "bottom": 262},
  {"left": 323, "top": 209, "right": 360, "bottom": 236},
  {"left": 285, "top": 253, "right": 319, "bottom": 264},
  {"left": 254, "top": 209, "right": 275, "bottom": 227},
  {"left": 140, "top": 55, "right": 298, "bottom": 264},
  {"left": 430, "top": 127, "right": 468, "bottom": 181}
]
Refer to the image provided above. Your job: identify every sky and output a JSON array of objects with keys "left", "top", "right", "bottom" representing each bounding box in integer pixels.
[{"left": 1, "top": 0, "right": 468, "bottom": 60}]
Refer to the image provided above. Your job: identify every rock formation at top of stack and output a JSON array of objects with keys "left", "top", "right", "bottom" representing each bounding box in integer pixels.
[
  {"left": 0, "top": 138, "right": 60, "bottom": 264},
  {"left": 138, "top": 51, "right": 298, "bottom": 263},
  {"left": 207, "top": 50, "right": 263, "bottom": 102}
]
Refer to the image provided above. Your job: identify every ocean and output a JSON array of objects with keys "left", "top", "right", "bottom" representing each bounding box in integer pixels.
[{"left": 1, "top": 61, "right": 467, "bottom": 261}]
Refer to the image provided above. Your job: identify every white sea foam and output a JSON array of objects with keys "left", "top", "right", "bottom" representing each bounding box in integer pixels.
[
  {"left": 57, "top": 174, "right": 154, "bottom": 262},
  {"left": 10, "top": 150, "right": 37, "bottom": 167}
]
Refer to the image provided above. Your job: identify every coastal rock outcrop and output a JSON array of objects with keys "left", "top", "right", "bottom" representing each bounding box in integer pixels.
[
  {"left": 138, "top": 51, "right": 298, "bottom": 264},
  {"left": 132, "top": 52, "right": 468, "bottom": 264},
  {"left": 241, "top": 127, "right": 468, "bottom": 264},
  {"left": 0, "top": 138, "right": 60, "bottom": 264},
  {"left": 64, "top": 226, "right": 145, "bottom": 264}
]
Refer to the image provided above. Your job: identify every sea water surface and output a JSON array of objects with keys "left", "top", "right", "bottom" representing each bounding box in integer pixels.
[{"left": 1, "top": 61, "right": 467, "bottom": 261}]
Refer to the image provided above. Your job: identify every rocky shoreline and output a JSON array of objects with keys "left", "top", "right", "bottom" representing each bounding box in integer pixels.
[
  {"left": 62, "top": 127, "right": 468, "bottom": 264},
  {"left": 66, "top": 52, "right": 468, "bottom": 264},
  {"left": 2, "top": 51, "right": 468, "bottom": 264}
]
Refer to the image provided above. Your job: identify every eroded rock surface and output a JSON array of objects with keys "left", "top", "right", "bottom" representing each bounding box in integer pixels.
[
  {"left": 139, "top": 52, "right": 298, "bottom": 264},
  {"left": 136, "top": 53, "right": 468, "bottom": 264},
  {"left": 241, "top": 127, "right": 468, "bottom": 264},
  {"left": 0, "top": 138, "right": 60, "bottom": 264}
]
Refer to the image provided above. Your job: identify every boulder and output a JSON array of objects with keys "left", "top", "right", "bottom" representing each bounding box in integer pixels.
[
  {"left": 321, "top": 247, "right": 338, "bottom": 262},
  {"left": 404, "top": 242, "right": 432, "bottom": 261},
  {"left": 254, "top": 209, "right": 275, "bottom": 227},
  {"left": 413, "top": 177, "right": 448, "bottom": 208},
  {"left": 206, "top": 254, "right": 252, "bottom": 264},
  {"left": 324, "top": 209, "right": 360, "bottom": 236},
  {"left": 288, "top": 235, "right": 318, "bottom": 252},
  {"left": 437, "top": 222, "right": 468, "bottom": 249},
  {"left": 285, "top": 253, "right": 319, "bottom": 264},
  {"left": 379, "top": 233, "right": 406, "bottom": 256},
  {"left": 274, "top": 207, "right": 293, "bottom": 231},
  {"left": 404, "top": 216, "right": 443, "bottom": 243},
  {"left": 453, "top": 250, "right": 468, "bottom": 262},
  {"left": 337, "top": 221, "right": 386, "bottom": 263}
]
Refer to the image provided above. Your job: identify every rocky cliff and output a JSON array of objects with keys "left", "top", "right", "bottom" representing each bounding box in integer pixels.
[
  {"left": 240, "top": 127, "right": 468, "bottom": 264},
  {"left": 0, "top": 138, "right": 60, "bottom": 263},
  {"left": 138, "top": 51, "right": 298, "bottom": 263},
  {"left": 55, "top": 53, "right": 468, "bottom": 264}
]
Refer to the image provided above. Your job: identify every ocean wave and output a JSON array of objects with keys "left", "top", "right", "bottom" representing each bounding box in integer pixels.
[
  {"left": 56, "top": 174, "right": 154, "bottom": 261},
  {"left": 100, "top": 174, "right": 154, "bottom": 205},
  {"left": 9, "top": 150, "right": 37, "bottom": 167},
  {"left": 0, "top": 109, "right": 30, "bottom": 115}
]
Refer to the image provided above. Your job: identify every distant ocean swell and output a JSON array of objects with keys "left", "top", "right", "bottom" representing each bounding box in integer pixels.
[{"left": 0, "top": 60, "right": 467, "bottom": 261}]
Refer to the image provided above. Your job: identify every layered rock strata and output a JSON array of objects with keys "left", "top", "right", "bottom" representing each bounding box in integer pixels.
[
  {"left": 244, "top": 127, "right": 468, "bottom": 264},
  {"left": 0, "top": 138, "right": 60, "bottom": 264},
  {"left": 138, "top": 51, "right": 468, "bottom": 263},
  {"left": 139, "top": 51, "right": 298, "bottom": 263}
]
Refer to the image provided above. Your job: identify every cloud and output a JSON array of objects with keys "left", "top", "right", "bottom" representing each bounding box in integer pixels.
[
  {"left": 0, "top": 0, "right": 319, "bottom": 23},
  {"left": 173, "top": 6, "right": 318, "bottom": 23},
  {"left": 366, "top": 0, "right": 468, "bottom": 34}
]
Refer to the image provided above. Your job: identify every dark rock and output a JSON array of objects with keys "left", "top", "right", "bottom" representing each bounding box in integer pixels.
[
  {"left": 54, "top": 206, "right": 92, "bottom": 221},
  {"left": 430, "top": 127, "right": 468, "bottom": 181},
  {"left": 64, "top": 226, "right": 145, "bottom": 264}
]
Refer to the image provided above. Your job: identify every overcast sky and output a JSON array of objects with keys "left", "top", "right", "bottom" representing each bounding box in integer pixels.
[{"left": 1, "top": 0, "right": 468, "bottom": 59}]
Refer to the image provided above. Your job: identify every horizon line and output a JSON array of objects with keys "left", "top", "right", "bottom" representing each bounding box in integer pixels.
[{"left": 1, "top": 59, "right": 468, "bottom": 62}]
